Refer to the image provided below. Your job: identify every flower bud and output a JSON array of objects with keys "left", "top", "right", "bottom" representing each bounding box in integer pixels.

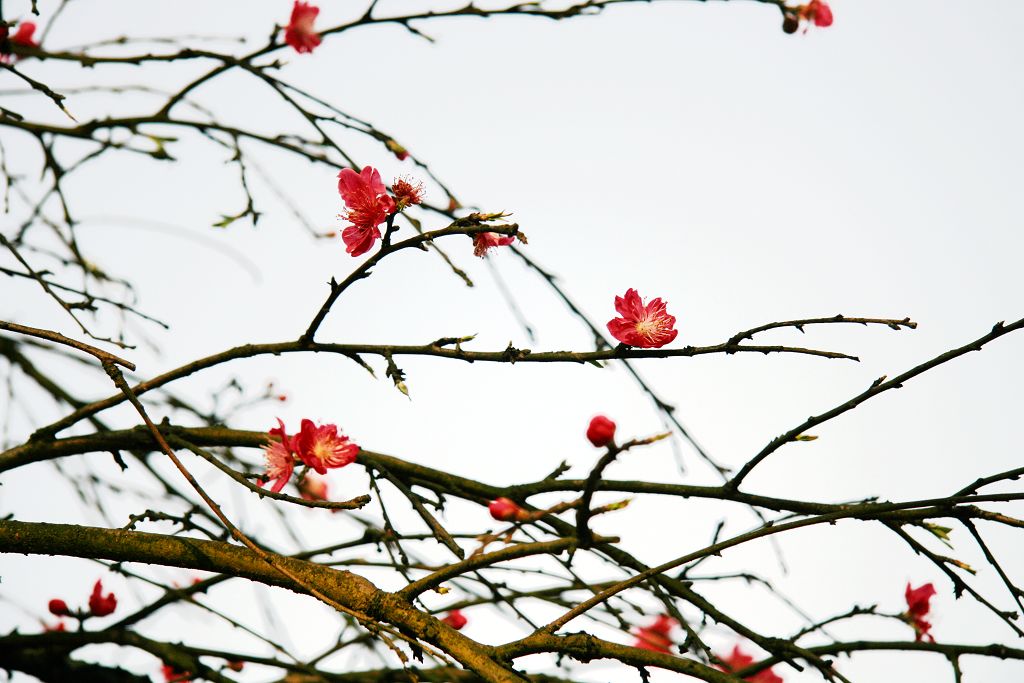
[
  {"left": 48, "top": 599, "right": 71, "bottom": 617},
  {"left": 488, "top": 497, "right": 527, "bottom": 522},
  {"left": 441, "top": 609, "right": 468, "bottom": 630},
  {"left": 586, "top": 415, "right": 617, "bottom": 447}
]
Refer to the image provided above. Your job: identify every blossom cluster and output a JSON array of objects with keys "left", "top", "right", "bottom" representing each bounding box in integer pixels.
[
  {"left": 262, "top": 418, "right": 358, "bottom": 493},
  {"left": 337, "top": 166, "right": 424, "bottom": 257},
  {"left": 626, "top": 582, "right": 940, "bottom": 674}
]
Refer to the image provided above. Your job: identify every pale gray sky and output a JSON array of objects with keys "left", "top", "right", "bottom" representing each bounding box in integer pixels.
[{"left": 2, "top": 1, "right": 1023, "bottom": 681}]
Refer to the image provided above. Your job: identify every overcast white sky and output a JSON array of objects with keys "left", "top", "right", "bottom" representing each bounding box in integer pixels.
[{"left": 2, "top": 1, "right": 1023, "bottom": 681}]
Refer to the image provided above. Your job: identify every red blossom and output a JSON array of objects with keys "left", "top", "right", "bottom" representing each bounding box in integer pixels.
[
  {"left": 717, "top": 645, "right": 784, "bottom": 683},
  {"left": 632, "top": 614, "right": 675, "bottom": 654},
  {"left": 88, "top": 580, "right": 117, "bottom": 617},
  {"left": 284, "top": 1, "right": 321, "bottom": 53},
  {"left": 1, "top": 22, "right": 38, "bottom": 63},
  {"left": 294, "top": 418, "right": 358, "bottom": 475},
  {"left": 162, "top": 664, "right": 193, "bottom": 682},
  {"left": 441, "top": 610, "right": 468, "bottom": 630},
  {"left": 904, "top": 582, "right": 937, "bottom": 642},
  {"left": 338, "top": 166, "right": 396, "bottom": 257},
  {"left": 261, "top": 418, "right": 295, "bottom": 493},
  {"left": 586, "top": 415, "right": 616, "bottom": 448},
  {"left": 226, "top": 661, "right": 245, "bottom": 672},
  {"left": 48, "top": 599, "right": 71, "bottom": 617},
  {"left": 472, "top": 232, "right": 515, "bottom": 258},
  {"left": 392, "top": 176, "right": 425, "bottom": 210},
  {"left": 787, "top": 0, "right": 832, "bottom": 32},
  {"left": 800, "top": 0, "right": 833, "bottom": 27},
  {"left": 489, "top": 497, "right": 528, "bottom": 522},
  {"left": 11, "top": 22, "right": 38, "bottom": 47},
  {"left": 43, "top": 621, "right": 67, "bottom": 632},
  {"left": 606, "top": 288, "right": 678, "bottom": 349}
]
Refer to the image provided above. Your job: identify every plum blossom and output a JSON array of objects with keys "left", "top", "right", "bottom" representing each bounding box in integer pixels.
[
  {"left": 586, "top": 415, "right": 616, "bottom": 447},
  {"left": 1, "top": 22, "right": 38, "bottom": 63},
  {"left": 489, "top": 497, "right": 528, "bottom": 522},
  {"left": 633, "top": 614, "right": 675, "bottom": 654},
  {"left": 473, "top": 232, "right": 515, "bottom": 258},
  {"left": 904, "top": 582, "right": 937, "bottom": 642},
  {"left": 441, "top": 610, "right": 468, "bottom": 630},
  {"left": 716, "top": 646, "right": 784, "bottom": 683},
  {"left": 284, "top": 2, "right": 321, "bottom": 53},
  {"left": 392, "top": 176, "right": 424, "bottom": 210},
  {"left": 261, "top": 418, "right": 295, "bottom": 493},
  {"left": 338, "top": 166, "right": 396, "bottom": 257},
  {"left": 88, "top": 580, "right": 117, "bottom": 617},
  {"left": 162, "top": 664, "right": 193, "bottom": 682},
  {"left": 48, "top": 599, "right": 70, "bottom": 617},
  {"left": 799, "top": 0, "right": 833, "bottom": 27},
  {"left": 294, "top": 418, "right": 358, "bottom": 475},
  {"left": 606, "top": 288, "right": 678, "bottom": 348}
]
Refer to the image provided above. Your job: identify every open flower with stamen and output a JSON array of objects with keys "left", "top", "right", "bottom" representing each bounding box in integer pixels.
[
  {"left": 338, "top": 166, "right": 396, "bottom": 257},
  {"left": 606, "top": 288, "right": 678, "bottom": 348},
  {"left": 294, "top": 419, "right": 358, "bottom": 475},
  {"left": 261, "top": 418, "right": 295, "bottom": 493},
  {"left": 392, "top": 176, "right": 425, "bottom": 210},
  {"left": 284, "top": 1, "right": 321, "bottom": 53},
  {"left": 473, "top": 232, "right": 515, "bottom": 258}
]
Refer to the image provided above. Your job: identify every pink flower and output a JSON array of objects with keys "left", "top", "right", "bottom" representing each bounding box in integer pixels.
[
  {"left": 48, "top": 599, "right": 70, "bottom": 617},
  {"left": 1, "top": 22, "right": 38, "bottom": 63},
  {"left": 88, "top": 580, "right": 117, "bottom": 617},
  {"left": 633, "top": 614, "right": 675, "bottom": 654},
  {"left": 294, "top": 419, "right": 358, "bottom": 475},
  {"left": 11, "top": 22, "right": 38, "bottom": 47},
  {"left": 606, "top": 288, "right": 678, "bottom": 349},
  {"left": 284, "top": 2, "right": 321, "bottom": 53},
  {"left": 799, "top": 0, "right": 833, "bottom": 27},
  {"left": 904, "top": 582, "right": 937, "bottom": 642},
  {"left": 473, "top": 232, "right": 515, "bottom": 258},
  {"left": 338, "top": 166, "right": 396, "bottom": 257},
  {"left": 489, "top": 497, "right": 528, "bottom": 522},
  {"left": 716, "top": 646, "right": 784, "bottom": 683},
  {"left": 586, "top": 415, "right": 616, "bottom": 448},
  {"left": 392, "top": 176, "right": 425, "bottom": 210},
  {"left": 261, "top": 418, "right": 295, "bottom": 493},
  {"left": 441, "top": 610, "right": 468, "bottom": 630}
]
